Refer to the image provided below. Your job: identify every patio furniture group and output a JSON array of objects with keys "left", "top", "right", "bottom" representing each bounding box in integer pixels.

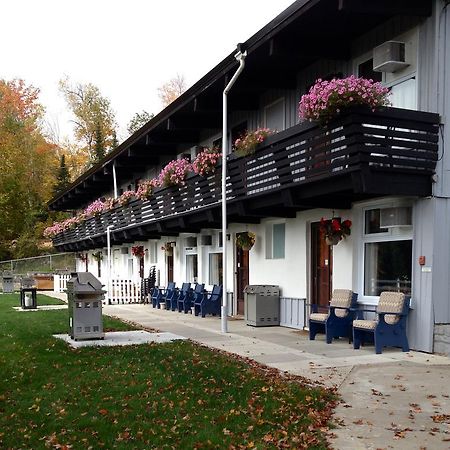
[
  {"left": 309, "top": 289, "right": 410, "bottom": 354},
  {"left": 150, "top": 282, "right": 223, "bottom": 318}
]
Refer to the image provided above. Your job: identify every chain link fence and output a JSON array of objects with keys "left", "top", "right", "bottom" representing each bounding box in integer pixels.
[{"left": 0, "top": 253, "right": 76, "bottom": 275}]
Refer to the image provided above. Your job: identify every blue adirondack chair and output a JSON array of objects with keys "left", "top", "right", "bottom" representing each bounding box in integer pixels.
[
  {"left": 152, "top": 282, "right": 176, "bottom": 309},
  {"left": 195, "top": 284, "right": 222, "bottom": 317},
  {"left": 151, "top": 286, "right": 162, "bottom": 308},
  {"left": 172, "top": 283, "right": 191, "bottom": 312},
  {"left": 309, "top": 290, "right": 358, "bottom": 343},
  {"left": 178, "top": 283, "right": 203, "bottom": 314},
  {"left": 185, "top": 283, "right": 204, "bottom": 315},
  {"left": 353, "top": 292, "right": 410, "bottom": 354},
  {"left": 165, "top": 287, "right": 180, "bottom": 311}
]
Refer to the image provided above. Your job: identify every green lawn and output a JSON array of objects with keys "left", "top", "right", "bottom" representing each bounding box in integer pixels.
[{"left": 0, "top": 294, "right": 336, "bottom": 449}]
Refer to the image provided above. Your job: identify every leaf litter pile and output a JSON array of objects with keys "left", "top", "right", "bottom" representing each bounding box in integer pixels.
[{"left": 0, "top": 294, "right": 336, "bottom": 449}]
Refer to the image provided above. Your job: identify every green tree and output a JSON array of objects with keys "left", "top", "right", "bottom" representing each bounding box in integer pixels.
[
  {"left": 59, "top": 78, "right": 117, "bottom": 165},
  {"left": 127, "top": 110, "right": 154, "bottom": 135},
  {"left": 53, "top": 154, "right": 71, "bottom": 197},
  {"left": 93, "top": 121, "right": 105, "bottom": 163}
]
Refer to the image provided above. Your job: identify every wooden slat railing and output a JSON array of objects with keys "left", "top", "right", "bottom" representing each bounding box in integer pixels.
[{"left": 52, "top": 107, "right": 440, "bottom": 247}]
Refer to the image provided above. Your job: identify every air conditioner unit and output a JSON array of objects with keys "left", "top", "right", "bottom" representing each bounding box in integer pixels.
[
  {"left": 185, "top": 236, "right": 197, "bottom": 248},
  {"left": 380, "top": 207, "right": 412, "bottom": 228},
  {"left": 200, "top": 235, "right": 212, "bottom": 246},
  {"left": 373, "top": 41, "right": 409, "bottom": 73}
]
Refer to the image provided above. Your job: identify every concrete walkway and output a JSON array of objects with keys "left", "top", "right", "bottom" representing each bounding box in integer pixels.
[{"left": 45, "top": 292, "right": 450, "bottom": 449}]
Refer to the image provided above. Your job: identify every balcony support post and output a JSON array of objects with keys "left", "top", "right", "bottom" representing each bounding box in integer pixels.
[{"left": 221, "top": 46, "right": 246, "bottom": 333}]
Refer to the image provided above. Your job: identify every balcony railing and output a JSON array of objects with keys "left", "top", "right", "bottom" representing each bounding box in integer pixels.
[{"left": 52, "top": 107, "right": 440, "bottom": 249}]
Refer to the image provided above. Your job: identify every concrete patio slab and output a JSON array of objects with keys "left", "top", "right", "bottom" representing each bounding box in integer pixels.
[
  {"left": 53, "top": 330, "right": 186, "bottom": 348},
  {"left": 13, "top": 305, "right": 67, "bottom": 312}
]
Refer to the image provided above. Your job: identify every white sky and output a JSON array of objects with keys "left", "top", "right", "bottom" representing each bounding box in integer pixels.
[{"left": 1, "top": 0, "right": 294, "bottom": 142}]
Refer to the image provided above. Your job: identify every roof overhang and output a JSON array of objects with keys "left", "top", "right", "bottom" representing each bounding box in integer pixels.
[{"left": 49, "top": 0, "right": 433, "bottom": 211}]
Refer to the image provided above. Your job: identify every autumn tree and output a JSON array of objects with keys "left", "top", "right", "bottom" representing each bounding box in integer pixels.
[
  {"left": 127, "top": 110, "right": 154, "bottom": 135},
  {"left": 157, "top": 74, "right": 187, "bottom": 107},
  {"left": 0, "top": 79, "right": 60, "bottom": 258},
  {"left": 59, "top": 78, "right": 117, "bottom": 165}
]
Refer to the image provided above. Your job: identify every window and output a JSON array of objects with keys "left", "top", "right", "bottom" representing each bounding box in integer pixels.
[
  {"left": 362, "top": 207, "right": 412, "bottom": 298},
  {"left": 264, "top": 98, "right": 285, "bottom": 132},
  {"left": 186, "top": 254, "right": 198, "bottom": 283},
  {"left": 364, "top": 240, "right": 412, "bottom": 296},
  {"left": 365, "top": 209, "right": 388, "bottom": 235},
  {"left": 212, "top": 137, "right": 222, "bottom": 151},
  {"left": 231, "top": 122, "right": 248, "bottom": 150},
  {"left": 266, "top": 223, "right": 285, "bottom": 259},
  {"left": 209, "top": 253, "right": 223, "bottom": 285},
  {"left": 358, "top": 59, "right": 382, "bottom": 82},
  {"left": 149, "top": 242, "right": 158, "bottom": 264}
]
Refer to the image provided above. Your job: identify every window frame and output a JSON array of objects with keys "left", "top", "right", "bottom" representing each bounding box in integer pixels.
[
  {"left": 263, "top": 97, "right": 285, "bottom": 132},
  {"left": 265, "top": 221, "right": 286, "bottom": 260},
  {"left": 360, "top": 204, "right": 413, "bottom": 303}
]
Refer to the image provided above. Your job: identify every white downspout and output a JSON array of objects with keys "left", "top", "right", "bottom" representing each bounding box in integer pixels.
[
  {"left": 112, "top": 162, "right": 118, "bottom": 199},
  {"left": 106, "top": 225, "right": 114, "bottom": 304},
  {"left": 221, "top": 48, "right": 247, "bottom": 334}
]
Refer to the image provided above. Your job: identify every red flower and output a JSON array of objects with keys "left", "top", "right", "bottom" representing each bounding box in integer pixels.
[
  {"left": 342, "top": 219, "right": 352, "bottom": 228},
  {"left": 331, "top": 219, "right": 341, "bottom": 231}
]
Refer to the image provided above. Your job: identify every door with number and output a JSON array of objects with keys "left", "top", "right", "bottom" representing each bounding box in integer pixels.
[
  {"left": 236, "top": 239, "right": 249, "bottom": 315},
  {"left": 311, "top": 222, "right": 332, "bottom": 309}
]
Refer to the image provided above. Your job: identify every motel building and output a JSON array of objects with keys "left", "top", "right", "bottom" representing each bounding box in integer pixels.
[{"left": 48, "top": 0, "right": 450, "bottom": 355}]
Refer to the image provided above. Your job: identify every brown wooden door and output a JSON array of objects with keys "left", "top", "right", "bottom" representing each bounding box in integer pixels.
[
  {"left": 236, "top": 240, "right": 249, "bottom": 315},
  {"left": 311, "top": 222, "right": 332, "bottom": 308},
  {"left": 167, "top": 255, "right": 174, "bottom": 283}
]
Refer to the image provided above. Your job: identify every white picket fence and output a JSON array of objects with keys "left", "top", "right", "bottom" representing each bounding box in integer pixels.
[
  {"left": 54, "top": 274, "right": 143, "bottom": 305},
  {"left": 54, "top": 274, "right": 71, "bottom": 293},
  {"left": 108, "top": 279, "right": 142, "bottom": 304}
]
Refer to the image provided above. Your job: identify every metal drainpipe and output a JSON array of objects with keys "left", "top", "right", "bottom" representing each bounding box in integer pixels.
[
  {"left": 113, "top": 162, "right": 118, "bottom": 199},
  {"left": 106, "top": 225, "right": 114, "bottom": 304},
  {"left": 221, "top": 47, "right": 247, "bottom": 334}
]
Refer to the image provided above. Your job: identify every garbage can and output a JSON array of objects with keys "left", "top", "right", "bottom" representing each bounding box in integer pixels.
[
  {"left": 2, "top": 271, "right": 14, "bottom": 293},
  {"left": 66, "top": 272, "right": 105, "bottom": 341},
  {"left": 20, "top": 277, "right": 37, "bottom": 309},
  {"left": 244, "top": 285, "right": 280, "bottom": 327}
]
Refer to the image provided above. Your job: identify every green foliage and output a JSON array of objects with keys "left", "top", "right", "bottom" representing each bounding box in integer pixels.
[
  {"left": 127, "top": 110, "right": 154, "bottom": 135},
  {"left": 59, "top": 78, "right": 117, "bottom": 165},
  {"left": 0, "top": 296, "right": 335, "bottom": 449},
  {"left": 93, "top": 121, "right": 105, "bottom": 163},
  {"left": 53, "top": 154, "right": 71, "bottom": 197},
  {"left": 0, "top": 78, "right": 60, "bottom": 258}
]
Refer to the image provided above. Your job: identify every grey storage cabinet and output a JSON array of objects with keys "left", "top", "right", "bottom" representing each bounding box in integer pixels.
[
  {"left": 2, "top": 271, "right": 14, "bottom": 293},
  {"left": 244, "top": 285, "right": 280, "bottom": 327},
  {"left": 67, "top": 272, "right": 105, "bottom": 341}
]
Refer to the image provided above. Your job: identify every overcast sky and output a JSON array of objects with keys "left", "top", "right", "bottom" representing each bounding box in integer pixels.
[{"left": 1, "top": 0, "right": 294, "bottom": 142}]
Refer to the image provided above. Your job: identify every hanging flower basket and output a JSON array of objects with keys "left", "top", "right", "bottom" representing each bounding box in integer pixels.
[
  {"left": 233, "top": 129, "right": 273, "bottom": 157},
  {"left": 320, "top": 218, "right": 352, "bottom": 245},
  {"left": 118, "top": 190, "right": 135, "bottom": 206},
  {"left": 236, "top": 232, "right": 256, "bottom": 251},
  {"left": 92, "top": 251, "right": 103, "bottom": 261},
  {"left": 131, "top": 245, "right": 145, "bottom": 258},
  {"left": 158, "top": 158, "right": 192, "bottom": 187},
  {"left": 76, "top": 252, "right": 88, "bottom": 262},
  {"left": 161, "top": 242, "right": 173, "bottom": 256},
  {"left": 298, "top": 76, "right": 391, "bottom": 125},
  {"left": 192, "top": 147, "right": 222, "bottom": 176}
]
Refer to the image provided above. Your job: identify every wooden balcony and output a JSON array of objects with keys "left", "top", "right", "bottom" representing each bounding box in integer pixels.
[{"left": 52, "top": 107, "right": 440, "bottom": 251}]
